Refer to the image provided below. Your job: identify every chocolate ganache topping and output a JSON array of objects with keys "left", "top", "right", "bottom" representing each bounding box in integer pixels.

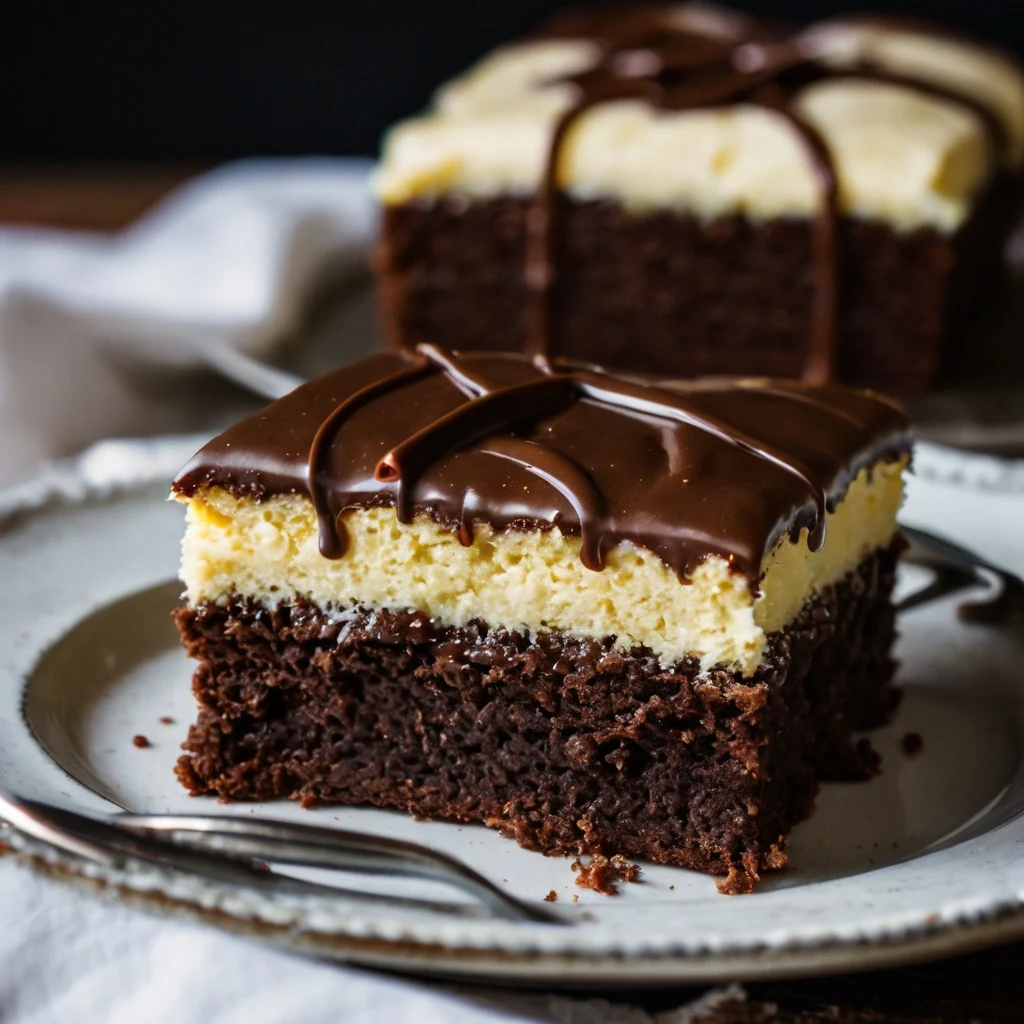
[
  {"left": 523, "top": 7, "right": 1011, "bottom": 383},
  {"left": 174, "top": 348, "right": 910, "bottom": 581}
]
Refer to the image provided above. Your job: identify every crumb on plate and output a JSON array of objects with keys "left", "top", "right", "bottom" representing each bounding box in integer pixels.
[{"left": 571, "top": 854, "right": 641, "bottom": 895}]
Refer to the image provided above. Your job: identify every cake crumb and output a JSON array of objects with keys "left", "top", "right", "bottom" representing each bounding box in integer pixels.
[
  {"left": 132, "top": 734, "right": 151, "bottom": 749},
  {"left": 669, "top": 884, "right": 675, "bottom": 890},
  {"left": 158, "top": 716, "right": 175, "bottom": 726},
  {"left": 543, "top": 889, "right": 558, "bottom": 903},
  {"left": 572, "top": 894, "right": 579, "bottom": 903},
  {"left": 902, "top": 731, "right": 923, "bottom": 756},
  {"left": 571, "top": 854, "right": 641, "bottom": 895}
]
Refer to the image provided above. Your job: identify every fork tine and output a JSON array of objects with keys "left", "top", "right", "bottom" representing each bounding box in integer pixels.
[
  {"left": 0, "top": 789, "right": 114, "bottom": 866},
  {"left": 117, "top": 813, "right": 559, "bottom": 924},
  {"left": 12, "top": 796, "right": 495, "bottom": 915},
  {"left": 11, "top": 794, "right": 353, "bottom": 898}
]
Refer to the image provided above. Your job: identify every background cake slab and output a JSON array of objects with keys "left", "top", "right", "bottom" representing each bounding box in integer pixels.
[{"left": 2, "top": 435, "right": 1024, "bottom": 983}]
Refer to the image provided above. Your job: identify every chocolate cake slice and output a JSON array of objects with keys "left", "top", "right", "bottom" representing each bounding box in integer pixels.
[
  {"left": 172, "top": 347, "right": 910, "bottom": 893},
  {"left": 374, "top": 6, "right": 1024, "bottom": 395}
]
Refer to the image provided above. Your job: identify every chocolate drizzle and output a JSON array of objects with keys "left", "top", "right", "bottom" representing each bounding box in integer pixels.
[
  {"left": 371, "top": 344, "right": 834, "bottom": 568},
  {"left": 474, "top": 435, "right": 609, "bottom": 570},
  {"left": 176, "top": 349, "right": 911, "bottom": 581},
  {"left": 563, "top": 364, "right": 829, "bottom": 551},
  {"left": 307, "top": 360, "right": 433, "bottom": 557},
  {"left": 524, "top": 9, "right": 1010, "bottom": 382},
  {"left": 375, "top": 375, "right": 578, "bottom": 520}
]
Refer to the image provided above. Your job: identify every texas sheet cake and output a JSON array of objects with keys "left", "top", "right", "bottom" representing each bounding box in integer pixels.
[{"left": 172, "top": 348, "right": 909, "bottom": 893}]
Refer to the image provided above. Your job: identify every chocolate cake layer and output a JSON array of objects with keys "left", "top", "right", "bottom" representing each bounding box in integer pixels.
[
  {"left": 374, "top": 182, "right": 1007, "bottom": 393},
  {"left": 376, "top": 185, "right": 1014, "bottom": 396},
  {"left": 175, "top": 544, "right": 898, "bottom": 895}
]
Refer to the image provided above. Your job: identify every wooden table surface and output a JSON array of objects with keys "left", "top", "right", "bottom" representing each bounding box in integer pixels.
[
  {"left": 0, "top": 164, "right": 207, "bottom": 230},
  {"left": 2, "top": 163, "right": 1020, "bottom": 1022}
]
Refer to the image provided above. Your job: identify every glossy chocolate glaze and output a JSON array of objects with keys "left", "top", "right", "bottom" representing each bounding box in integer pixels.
[
  {"left": 174, "top": 348, "right": 910, "bottom": 582},
  {"left": 524, "top": 7, "right": 1011, "bottom": 383}
]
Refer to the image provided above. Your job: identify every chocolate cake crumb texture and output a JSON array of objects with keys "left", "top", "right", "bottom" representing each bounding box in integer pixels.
[
  {"left": 132, "top": 734, "right": 151, "bottom": 749},
  {"left": 572, "top": 854, "right": 641, "bottom": 896},
  {"left": 379, "top": 193, "right": 1012, "bottom": 396}
]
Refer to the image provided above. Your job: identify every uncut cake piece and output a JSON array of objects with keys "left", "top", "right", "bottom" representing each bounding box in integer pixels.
[
  {"left": 374, "top": 6, "right": 1024, "bottom": 395},
  {"left": 172, "top": 347, "right": 910, "bottom": 893}
]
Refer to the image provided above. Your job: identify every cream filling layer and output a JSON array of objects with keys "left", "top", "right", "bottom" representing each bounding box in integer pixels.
[
  {"left": 178, "top": 457, "right": 906, "bottom": 676},
  {"left": 375, "top": 25, "right": 1024, "bottom": 231}
]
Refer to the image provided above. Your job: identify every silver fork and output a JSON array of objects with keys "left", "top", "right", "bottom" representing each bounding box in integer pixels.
[{"left": 0, "top": 789, "right": 560, "bottom": 924}]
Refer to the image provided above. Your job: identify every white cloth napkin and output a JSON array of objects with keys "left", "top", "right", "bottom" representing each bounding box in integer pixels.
[
  {"left": 0, "top": 865, "right": 744, "bottom": 1024},
  {"left": 0, "top": 158, "right": 375, "bottom": 485},
  {"left": 0, "top": 864, "right": 744, "bottom": 1024},
  {"left": 0, "top": 161, "right": 743, "bottom": 1024}
]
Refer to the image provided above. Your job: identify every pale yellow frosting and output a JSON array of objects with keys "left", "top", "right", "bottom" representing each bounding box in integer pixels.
[
  {"left": 178, "top": 457, "right": 906, "bottom": 676},
  {"left": 375, "top": 18, "right": 1024, "bottom": 231}
]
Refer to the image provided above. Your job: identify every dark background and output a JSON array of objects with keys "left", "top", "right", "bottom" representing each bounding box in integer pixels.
[{"left": 1, "top": 1, "right": 1021, "bottom": 161}]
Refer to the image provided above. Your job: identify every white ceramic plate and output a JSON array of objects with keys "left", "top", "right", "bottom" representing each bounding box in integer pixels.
[{"left": 2, "top": 440, "right": 1024, "bottom": 986}]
